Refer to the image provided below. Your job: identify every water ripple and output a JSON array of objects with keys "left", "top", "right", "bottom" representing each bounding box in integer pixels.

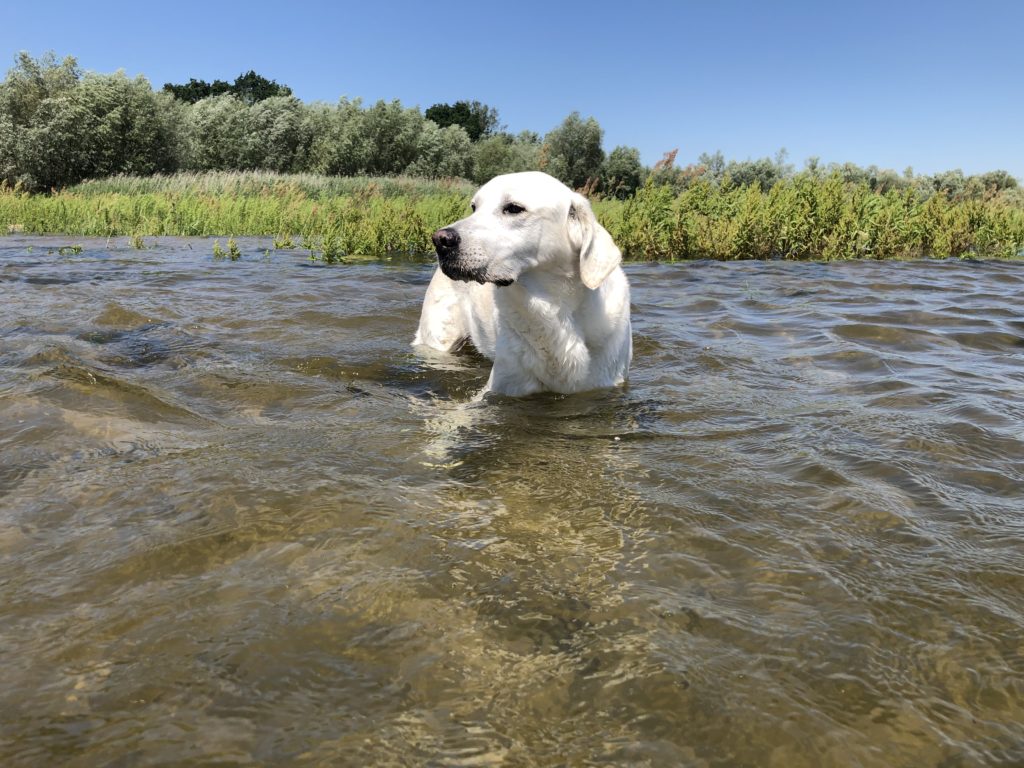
[{"left": 0, "top": 241, "right": 1022, "bottom": 766}]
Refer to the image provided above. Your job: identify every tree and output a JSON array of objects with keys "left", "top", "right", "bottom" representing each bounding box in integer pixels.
[
  {"left": 722, "top": 149, "right": 793, "bottom": 191},
  {"left": 163, "top": 70, "right": 290, "bottom": 104},
  {"left": 181, "top": 94, "right": 250, "bottom": 170},
  {"left": 0, "top": 51, "right": 81, "bottom": 126},
  {"left": 243, "top": 95, "right": 311, "bottom": 172},
  {"left": 425, "top": 100, "right": 499, "bottom": 142},
  {"left": 361, "top": 99, "right": 429, "bottom": 175},
  {"left": 0, "top": 113, "right": 17, "bottom": 184},
  {"left": 406, "top": 122, "right": 473, "bottom": 178},
  {"left": 14, "top": 71, "right": 181, "bottom": 189},
  {"left": 470, "top": 131, "right": 541, "bottom": 183},
  {"left": 231, "top": 70, "right": 292, "bottom": 105},
  {"left": 697, "top": 151, "right": 726, "bottom": 183},
  {"left": 304, "top": 98, "right": 371, "bottom": 176},
  {"left": 602, "top": 145, "right": 644, "bottom": 198},
  {"left": 542, "top": 112, "right": 604, "bottom": 189},
  {"left": 79, "top": 73, "right": 182, "bottom": 177}
]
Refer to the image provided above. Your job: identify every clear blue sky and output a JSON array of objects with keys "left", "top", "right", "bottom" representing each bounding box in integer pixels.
[{"left": 5, "top": 0, "right": 1023, "bottom": 178}]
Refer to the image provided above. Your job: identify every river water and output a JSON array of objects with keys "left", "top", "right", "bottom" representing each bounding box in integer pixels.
[{"left": 1, "top": 238, "right": 1022, "bottom": 766}]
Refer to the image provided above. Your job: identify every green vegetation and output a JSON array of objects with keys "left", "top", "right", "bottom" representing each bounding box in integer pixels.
[
  {"left": 162, "top": 70, "right": 291, "bottom": 105},
  {"left": 0, "top": 52, "right": 720, "bottom": 195},
  {"left": 1, "top": 51, "right": 1022, "bottom": 260},
  {"left": 2, "top": 170, "right": 1021, "bottom": 260},
  {"left": 597, "top": 176, "right": 1024, "bottom": 260},
  {"left": 0, "top": 171, "right": 470, "bottom": 255},
  {"left": 424, "top": 101, "right": 500, "bottom": 142}
]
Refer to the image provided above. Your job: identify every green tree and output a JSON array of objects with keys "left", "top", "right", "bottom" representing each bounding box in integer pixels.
[
  {"left": 931, "top": 169, "right": 966, "bottom": 200},
  {"left": 470, "top": 131, "right": 542, "bottom": 183},
  {"left": 243, "top": 95, "right": 310, "bottom": 172},
  {"left": 602, "top": 145, "right": 644, "bottom": 198},
  {"left": 723, "top": 149, "right": 793, "bottom": 191},
  {"left": 182, "top": 94, "right": 250, "bottom": 170},
  {"left": 231, "top": 70, "right": 292, "bottom": 105},
  {"left": 424, "top": 100, "right": 499, "bottom": 142},
  {"left": 0, "top": 113, "right": 17, "bottom": 184},
  {"left": 15, "top": 71, "right": 181, "bottom": 189},
  {"left": 406, "top": 122, "right": 473, "bottom": 178},
  {"left": 361, "top": 100, "right": 428, "bottom": 175},
  {"left": 82, "top": 73, "right": 182, "bottom": 177},
  {"left": 542, "top": 112, "right": 604, "bottom": 189},
  {"left": 163, "top": 70, "right": 290, "bottom": 105},
  {"left": 162, "top": 77, "right": 230, "bottom": 103},
  {"left": 697, "top": 151, "right": 726, "bottom": 183},
  {"left": 304, "top": 98, "right": 371, "bottom": 176},
  {"left": 0, "top": 51, "right": 80, "bottom": 126}
]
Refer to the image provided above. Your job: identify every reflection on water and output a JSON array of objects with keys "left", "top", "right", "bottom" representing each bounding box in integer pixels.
[{"left": 1, "top": 238, "right": 1022, "bottom": 766}]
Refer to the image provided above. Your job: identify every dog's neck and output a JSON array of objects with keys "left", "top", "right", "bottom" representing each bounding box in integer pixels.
[{"left": 488, "top": 267, "right": 595, "bottom": 395}]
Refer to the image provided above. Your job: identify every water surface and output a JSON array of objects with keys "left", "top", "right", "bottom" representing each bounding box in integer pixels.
[{"left": 1, "top": 238, "right": 1022, "bottom": 766}]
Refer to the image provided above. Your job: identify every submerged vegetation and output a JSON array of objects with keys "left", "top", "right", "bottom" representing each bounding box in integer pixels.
[
  {"left": 2, "top": 170, "right": 1022, "bottom": 260},
  {"left": 1, "top": 52, "right": 1022, "bottom": 260}
]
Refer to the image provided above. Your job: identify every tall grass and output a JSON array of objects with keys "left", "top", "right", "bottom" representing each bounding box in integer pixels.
[
  {"left": 2, "top": 171, "right": 1022, "bottom": 260},
  {"left": 0, "top": 173, "right": 470, "bottom": 255},
  {"left": 595, "top": 176, "right": 1024, "bottom": 260},
  {"left": 68, "top": 171, "right": 476, "bottom": 199}
]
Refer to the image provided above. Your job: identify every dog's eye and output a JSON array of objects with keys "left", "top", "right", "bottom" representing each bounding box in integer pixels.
[
  {"left": 503, "top": 203, "right": 526, "bottom": 215},
  {"left": 470, "top": 203, "right": 476, "bottom": 213}
]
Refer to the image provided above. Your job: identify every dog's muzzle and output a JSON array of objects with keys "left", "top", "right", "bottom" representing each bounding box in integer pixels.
[
  {"left": 432, "top": 227, "right": 513, "bottom": 286},
  {"left": 432, "top": 227, "right": 460, "bottom": 254},
  {"left": 433, "top": 227, "right": 468, "bottom": 281},
  {"left": 432, "top": 227, "right": 483, "bottom": 284}
]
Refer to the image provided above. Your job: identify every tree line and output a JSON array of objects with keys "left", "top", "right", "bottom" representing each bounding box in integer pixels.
[{"left": 0, "top": 52, "right": 1019, "bottom": 205}]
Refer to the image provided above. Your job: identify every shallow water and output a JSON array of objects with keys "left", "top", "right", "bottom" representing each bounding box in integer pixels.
[{"left": 1, "top": 237, "right": 1022, "bottom": 767}]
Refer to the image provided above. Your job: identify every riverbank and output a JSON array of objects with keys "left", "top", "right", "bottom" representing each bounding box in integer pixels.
[{"left": 3, "top": 171, "right": 1023, "bottom": 260}]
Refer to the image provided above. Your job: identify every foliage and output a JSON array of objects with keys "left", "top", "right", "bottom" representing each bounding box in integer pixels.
[
  {"left": 424, "top": 100, "right": 499, "bottom": 142},
  {"left": 469, "top": 131, "right": 542, "bottom": 184},
  {"left": 1, "top": 54, "right": 184, "bottom": 189},
  {"left": 163, "top": 70, "right": 291, "bottom": 105},
  {"left": 541, "top": 112, "right": 604, "bottom": 189},
  {"left": 181, "top": 93, "right": 250, "bottom": 170},
  {"left": 601, "top": 145, "right": 645, "bottom": 199},
  {"left": 0, "top": 51, "right": 80, "bottom": 126},
  {"left": 406, "top": 121, "right": 474, "bottom": 178}
]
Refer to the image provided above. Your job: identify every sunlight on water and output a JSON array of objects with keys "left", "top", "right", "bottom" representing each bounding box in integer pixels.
[{"left": 1, "top": 238, "right": 1022, "bottom": 766}]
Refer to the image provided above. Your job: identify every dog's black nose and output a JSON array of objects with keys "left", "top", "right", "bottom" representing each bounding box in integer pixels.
[{"left": 432, "top": 227, "right": 460, "bottom": 252}]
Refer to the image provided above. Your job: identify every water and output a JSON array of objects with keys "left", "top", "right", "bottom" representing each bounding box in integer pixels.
[{"left": 1, "top": 238, "right": 1022, "bottom": 767}]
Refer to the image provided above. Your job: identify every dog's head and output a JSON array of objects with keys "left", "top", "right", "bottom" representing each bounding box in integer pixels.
[{"left": 432, "top": 171, "right": 621, "bottom": 289}]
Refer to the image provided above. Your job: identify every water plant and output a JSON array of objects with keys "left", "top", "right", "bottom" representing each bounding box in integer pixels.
[{"left": 273, "top": 233, "right": 297, "bottom": 249}]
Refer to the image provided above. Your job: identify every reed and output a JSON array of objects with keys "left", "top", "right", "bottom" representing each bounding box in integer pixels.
[{"left": 2, "top": 172, "right": 1021, "bottom": 260}]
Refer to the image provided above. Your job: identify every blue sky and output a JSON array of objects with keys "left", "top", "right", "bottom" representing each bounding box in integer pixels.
[{"left": 5, "top": 0, "right": 1023, "bottom": 178}]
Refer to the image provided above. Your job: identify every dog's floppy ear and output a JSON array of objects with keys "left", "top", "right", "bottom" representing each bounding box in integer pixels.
[{"left": 569, "top": 192, "right": 622, "bottom": 290}]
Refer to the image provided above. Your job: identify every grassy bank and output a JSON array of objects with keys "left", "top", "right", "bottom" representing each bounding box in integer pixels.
[{"left": 3, "top": 171, "right": 1023, "bottom": 260}]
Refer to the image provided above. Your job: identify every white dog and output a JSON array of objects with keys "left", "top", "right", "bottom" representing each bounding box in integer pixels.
[{"left": 413, "top": 171, "right": 631, "bottom": 396}]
